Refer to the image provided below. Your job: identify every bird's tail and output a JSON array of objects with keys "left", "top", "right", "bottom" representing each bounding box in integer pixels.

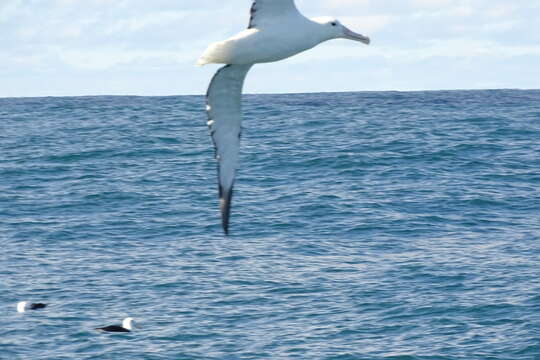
[
  {"left": 196, "top": 57, "right": 209, "bottom": 66},
  {"left": 197, "top": 41, "right": 230, "bottom": 66}
]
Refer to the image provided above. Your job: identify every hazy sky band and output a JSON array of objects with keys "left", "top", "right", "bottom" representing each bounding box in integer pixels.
[{"left": 1, "top": 0, "right": 539, "bottom": 97}]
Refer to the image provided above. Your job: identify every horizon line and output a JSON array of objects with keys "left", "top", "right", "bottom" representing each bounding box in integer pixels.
[{"left": 1, "top": 87, "right": 538, "bottom": 100}]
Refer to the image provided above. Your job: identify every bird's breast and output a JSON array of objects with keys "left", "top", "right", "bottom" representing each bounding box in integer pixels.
[{"left": 224, "top": 29, "right": 320, "bottom": 65}]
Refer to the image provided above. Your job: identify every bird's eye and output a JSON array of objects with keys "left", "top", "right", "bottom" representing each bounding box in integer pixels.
[{"left": 331, "top": 22, "right": 337, "bottom": 26}]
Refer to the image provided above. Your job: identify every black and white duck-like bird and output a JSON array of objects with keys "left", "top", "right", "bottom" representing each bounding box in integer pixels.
[
  {"left": 96, "top": 317, "right": 135, "bottom": 333},
  {"left": 198, "top": 0, "right": 370, "bottom": 234},
  {"left": 17, "top": 301, "right": 47, "bottom": 313}
]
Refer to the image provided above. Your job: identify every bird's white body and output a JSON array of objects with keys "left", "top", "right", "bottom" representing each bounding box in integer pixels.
[{"left": 198, "top": 17, "right": 328, "bottom": 65}]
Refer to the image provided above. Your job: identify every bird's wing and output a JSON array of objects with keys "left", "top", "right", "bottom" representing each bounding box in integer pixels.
[
  {"left": 206, "top": 64, "right": 252, "bottom": 235},
  {"left": 248, "top": 0, "right": 301, "bottom": 29},
  {"left": 96, "top": 325, "right": 130, "bottom": 332},
  {"left": 29, "top": 303, "right": 47, "bottom": 310}
]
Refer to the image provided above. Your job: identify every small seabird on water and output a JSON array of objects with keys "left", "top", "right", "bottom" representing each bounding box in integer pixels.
[
  {"left": 96, "top": 317, "right": 135, "bottom": 333},
  {"left": 17, "top": 301, "right": 47, "bottom": 313},
  {"left": 199, "top": 0, "right": 370, "bottom": 234}
]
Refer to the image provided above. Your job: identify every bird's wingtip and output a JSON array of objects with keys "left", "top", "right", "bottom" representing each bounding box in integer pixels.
[{"left": 219, "top": 186, "right": 233, "bottom": 235}]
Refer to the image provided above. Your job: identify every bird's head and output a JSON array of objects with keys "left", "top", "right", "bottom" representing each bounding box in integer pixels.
[
  {"left": 17, "top": 301, "right": 27, "bottom": 313},
  {"left": 312, "top": 17, "right": 370, "bottom": 45},
  {"left": 122, "top": 317, "right": 135, "bottom": 330}
]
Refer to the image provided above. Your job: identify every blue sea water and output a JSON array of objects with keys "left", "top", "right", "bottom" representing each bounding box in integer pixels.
[{"left": 1, "top": 89, "right": 539, "bottom": 359}]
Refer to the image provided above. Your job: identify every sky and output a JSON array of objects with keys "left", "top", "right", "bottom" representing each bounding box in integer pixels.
[{"left": 1, "top": 0, "right": 539, "bottom": 97}]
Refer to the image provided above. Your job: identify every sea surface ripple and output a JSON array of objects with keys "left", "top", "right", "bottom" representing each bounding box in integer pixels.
[{"left": 1, "top": 90, "right": 539, "bottom": 359}]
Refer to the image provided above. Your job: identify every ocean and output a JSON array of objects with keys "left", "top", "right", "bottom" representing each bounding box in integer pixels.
[{"left": 1, "top": 90, "right": 539, "bottom": 359}]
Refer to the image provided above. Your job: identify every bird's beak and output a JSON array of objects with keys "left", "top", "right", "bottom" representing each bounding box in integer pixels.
[{"left": 342, "top": 27, "right": 370, "bottom": 45}]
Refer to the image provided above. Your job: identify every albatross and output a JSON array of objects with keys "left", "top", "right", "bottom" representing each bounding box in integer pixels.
[{"left": 199, "top": 0, "right": 370, "bottom": 234}]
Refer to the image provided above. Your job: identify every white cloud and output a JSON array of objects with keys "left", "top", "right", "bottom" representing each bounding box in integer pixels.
[
  {"left": 412, "top": 0, "right": 453, "bottom": 8},
  {"left": 103, "top": 11, "right": 189, "bottom": 35},
  {"left": 1, "top": 0, "right": 539, "bottom": 97},
  {"left": 340, "top": 15, "right": 395, "bottom": 34},
  {"left": 57, "top": 48, "right": 197, "bottom": 70}
]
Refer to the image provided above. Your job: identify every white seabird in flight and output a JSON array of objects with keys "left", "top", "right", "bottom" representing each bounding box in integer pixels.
[{"left": 198, "top": 0, "right": 370, "bottom": 234}]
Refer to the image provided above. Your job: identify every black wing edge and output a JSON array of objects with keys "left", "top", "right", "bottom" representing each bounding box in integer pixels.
[
  {"left": 248, "top": 1, "right": 257, "bottom": 28},
  {"left": 219, "top": 184, "right": 234, "bottom": 235}
]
